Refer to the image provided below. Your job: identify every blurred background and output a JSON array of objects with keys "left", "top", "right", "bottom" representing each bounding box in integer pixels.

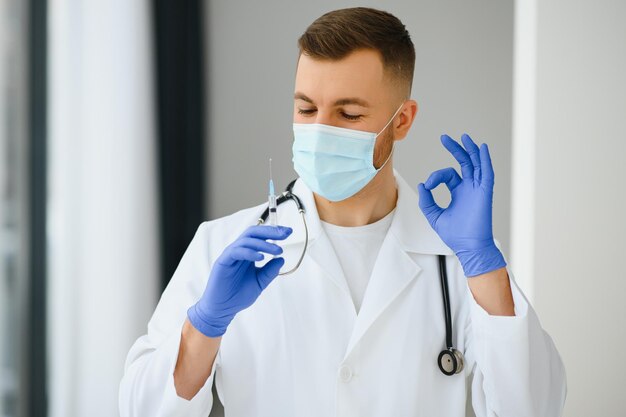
[{"left": 1, "top": 0, "right": 624, "bottom": 416}]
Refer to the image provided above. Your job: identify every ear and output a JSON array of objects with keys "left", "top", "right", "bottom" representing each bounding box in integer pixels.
[{"left": 393, "top": 100, "right": 418, "bottom": 141}]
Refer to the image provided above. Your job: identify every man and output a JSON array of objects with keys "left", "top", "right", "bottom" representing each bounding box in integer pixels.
[{"left": 120, "top": 7, "right": 566, "bottom": 416}]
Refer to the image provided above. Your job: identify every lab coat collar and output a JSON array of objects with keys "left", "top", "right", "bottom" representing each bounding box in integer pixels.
[
  {"left": 280, "top": 169, "right": 453, "bottom": 361},
  {"left": 281, "top": 168, "right": 454, "bottom": 256}
]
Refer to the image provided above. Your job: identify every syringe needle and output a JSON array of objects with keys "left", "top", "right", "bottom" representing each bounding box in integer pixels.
[{"left": 269, "top": 158, "right": 273, "bottom": 185}]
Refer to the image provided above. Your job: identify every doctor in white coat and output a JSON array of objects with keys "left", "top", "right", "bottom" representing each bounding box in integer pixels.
[{"left": 120, "top": 7, "right": 566, "bottom": 417}]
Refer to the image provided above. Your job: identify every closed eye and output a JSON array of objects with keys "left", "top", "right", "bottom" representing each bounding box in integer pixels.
[
  {"left": 297, "top": 108, "right": 362, "bottom": 121},
  {"left": 341, "top": 112, "right": 362, "bottom": 121}
]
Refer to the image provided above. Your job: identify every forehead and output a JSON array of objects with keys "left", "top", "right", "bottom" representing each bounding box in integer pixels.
[{"left": 295, "top": 49, "right": 390, "bottom": 105}]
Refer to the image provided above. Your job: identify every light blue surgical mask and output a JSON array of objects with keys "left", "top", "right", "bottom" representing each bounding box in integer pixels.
[{"left": 292, "top": 103, "right": 404, "bottom": 202}]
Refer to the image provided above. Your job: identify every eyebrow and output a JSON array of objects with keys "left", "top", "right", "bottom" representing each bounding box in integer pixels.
[{"left": 294, "top": 92, "right": 370, "bottom": 108}]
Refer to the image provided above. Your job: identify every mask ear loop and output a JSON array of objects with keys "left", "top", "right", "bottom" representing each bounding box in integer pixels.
[
  {"left": 376, "top": 141, "right": 396, "bottom": 171},
  {"left": 374, "top": 102, "right": 405, "bottom": 170}
]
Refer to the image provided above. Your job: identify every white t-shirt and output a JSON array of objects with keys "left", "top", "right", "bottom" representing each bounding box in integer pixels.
[{"left": 320, "top": 208, "right": 396, "bottom": 314}]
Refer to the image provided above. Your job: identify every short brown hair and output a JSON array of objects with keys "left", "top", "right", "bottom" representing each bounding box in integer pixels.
[{"left": 297, "top": 7, "right": 415, "bottom": 98}]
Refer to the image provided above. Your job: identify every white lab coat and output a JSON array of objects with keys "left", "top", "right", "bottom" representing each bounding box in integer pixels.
[{"left": 119, "top": 170, "right": 567, "bottom": 417}]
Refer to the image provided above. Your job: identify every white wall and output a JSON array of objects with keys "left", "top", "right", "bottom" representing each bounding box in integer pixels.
[
  {"left": 0, "top": 0, "right": 29, "bottom": 414},
  {"left": 47, "top": 1, "right": 159, "bottom": 416},
  {"left": 513, "top": 0, "right": 626, "bottom": 415}
]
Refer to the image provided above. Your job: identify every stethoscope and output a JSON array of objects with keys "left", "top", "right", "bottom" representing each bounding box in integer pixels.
[{"left": 258, "top": 179, "right": 464, "bottom": 376}]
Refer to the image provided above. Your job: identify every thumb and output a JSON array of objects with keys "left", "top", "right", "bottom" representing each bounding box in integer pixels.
[
  {"left": 417, "top": 183, "right": 444, "bottom": 228},
  {"left": 256, "top": 257, "right": 285, "bottom": 291}
]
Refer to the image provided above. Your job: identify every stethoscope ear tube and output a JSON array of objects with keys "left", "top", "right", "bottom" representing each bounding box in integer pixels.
[
  {"left": 258, "top": 179, "right": 303, "bottom": 223},
  {"left": 257, "top": 179, "right": 308, "bottom": 275}
]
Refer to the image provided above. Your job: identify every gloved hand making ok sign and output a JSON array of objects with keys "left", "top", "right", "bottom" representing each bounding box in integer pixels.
[
  {"left": 417, "top": 133, "right": 507, "bottom": 277},
  {"left": 187, "top": 225, "right": 293, "bottom": 337}
]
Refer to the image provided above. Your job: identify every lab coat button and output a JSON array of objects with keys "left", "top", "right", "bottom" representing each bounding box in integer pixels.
[{"left": 339, "top": 365, "right": 353, "bottom": 382}]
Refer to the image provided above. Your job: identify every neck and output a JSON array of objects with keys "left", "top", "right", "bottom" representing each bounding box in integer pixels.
[{"left": 314, "top": 163, "right": 398, "bottom": 227}]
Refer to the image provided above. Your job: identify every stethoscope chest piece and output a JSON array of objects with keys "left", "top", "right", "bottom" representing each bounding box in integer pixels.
[{"left": 438, "top": 348, "right": 464, "bottom": 376}]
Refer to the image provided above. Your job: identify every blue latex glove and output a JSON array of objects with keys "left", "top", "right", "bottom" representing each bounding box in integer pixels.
[
  {"left": 417, "top": 133, "right": 506, "bottom": 277},
  {"left": 187, "top": 225, "right": 293, "bottom": 337}
]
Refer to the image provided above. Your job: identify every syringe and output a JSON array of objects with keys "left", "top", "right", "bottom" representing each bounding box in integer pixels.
[{"left": 268, "top": 158, "right": 278, "bottom": 227}]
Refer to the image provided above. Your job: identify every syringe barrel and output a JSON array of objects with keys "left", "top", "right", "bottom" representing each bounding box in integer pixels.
[{"left": 268, "top": 194, "right": 278, "bottom": 226}]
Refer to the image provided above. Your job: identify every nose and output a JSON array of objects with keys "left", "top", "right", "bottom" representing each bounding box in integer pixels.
[{"left": 312, "top": 110, "right": 333, "bottom": 126}]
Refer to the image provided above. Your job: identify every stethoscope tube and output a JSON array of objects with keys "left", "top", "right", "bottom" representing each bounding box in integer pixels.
[
  {"left": 439, "top": 255, "right": 453, "bottom": 350},
  {"left": 259, "top": 179, "right": 464, "bottom": 376},
  {"left": 437, "top": 254, "right": 464, "bottom": 376}
]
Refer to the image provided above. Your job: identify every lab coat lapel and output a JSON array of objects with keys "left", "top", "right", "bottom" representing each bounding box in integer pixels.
[
  {"left": 306, "top": 232, "right": 351, "bottom": 298},
  {"left": 277, "top": 178, "right": 351, "bottom": 297},
  {"left": 341, "top": 169, "right": 454, "bottom": 361},
  {"left": 342, "top": 232, "right": 421, "bottom": 360}
]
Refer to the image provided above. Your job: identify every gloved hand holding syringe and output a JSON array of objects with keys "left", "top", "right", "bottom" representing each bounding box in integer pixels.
[{"left": 186, "top": 158, "right": 292, "bottom": 338}]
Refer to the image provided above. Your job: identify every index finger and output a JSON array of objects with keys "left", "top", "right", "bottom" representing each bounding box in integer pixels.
[
  {"left": 440, "top": 134, "right": 474, "bottom": 181},
  {"left": 241, "top": 225, "right": 293, "bottom": 241}
]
